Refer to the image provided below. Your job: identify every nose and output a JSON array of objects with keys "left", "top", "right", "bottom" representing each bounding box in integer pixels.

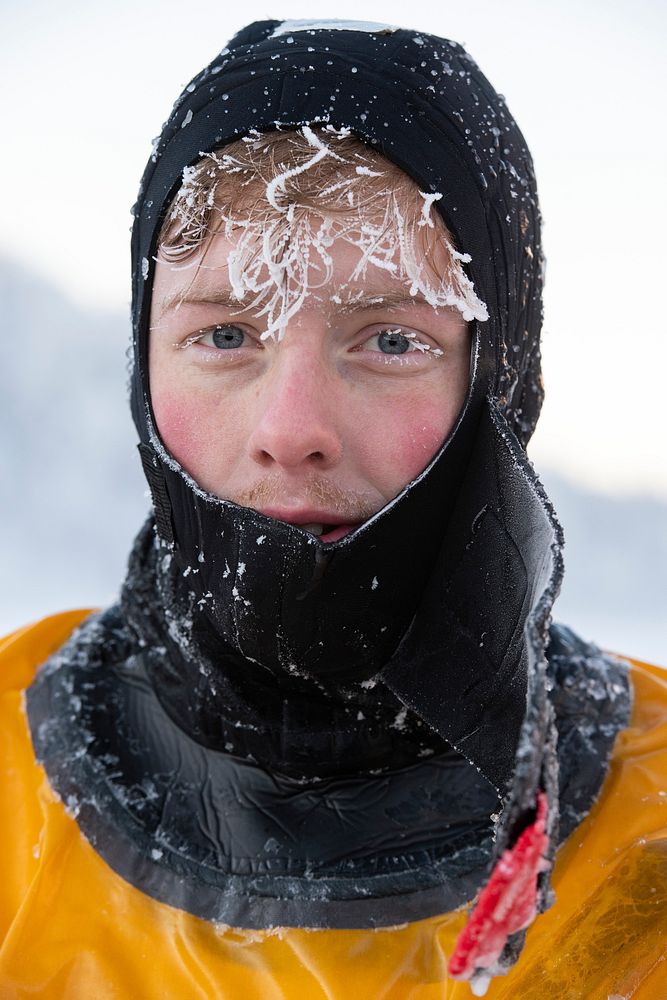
[{"left": 247, "top": 349, "right": 344, "bottom": 472}]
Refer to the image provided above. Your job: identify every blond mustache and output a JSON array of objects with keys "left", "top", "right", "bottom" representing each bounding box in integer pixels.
[{"left": 229, "top": 476, "right": 380, "bottom": 523}]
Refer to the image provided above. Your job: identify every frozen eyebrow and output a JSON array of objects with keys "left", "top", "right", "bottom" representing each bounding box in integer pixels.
[
  {"left": 333, "top": 291, "right": 438, "bottom": 315},
  {"left": 158, "top": 287, "right": 243, "bottom": 317}
]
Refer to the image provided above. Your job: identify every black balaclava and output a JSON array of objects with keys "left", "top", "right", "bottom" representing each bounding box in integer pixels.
[
  {"left": 28, "top": 20, "right": 633, "bottom": 995},
  {"left": 128, "top": 18, "right": 560, "bottom": 985}
]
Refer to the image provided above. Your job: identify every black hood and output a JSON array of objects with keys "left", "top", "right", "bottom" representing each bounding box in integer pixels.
[
  {"left": 130, "top": 17, "right": 547, "bottom": 698},
  {"left": 127, "top": 18, "right": 562, "bottom": 986}
]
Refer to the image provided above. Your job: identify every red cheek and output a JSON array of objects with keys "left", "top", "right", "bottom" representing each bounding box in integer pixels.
[
  {"left": 366, "top": 398, "right": 454, "bottom": 491},
  {"left": 151, "top": 393, "right": 209, "bottom": 472},
  {"left": 398, "top": 414, "right": 450, "bottom": 476}
]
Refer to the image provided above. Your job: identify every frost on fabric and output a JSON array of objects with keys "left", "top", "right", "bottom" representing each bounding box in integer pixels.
[
  {"left": 271, "top": 20, "right": 398, "bottom": 38},
  {"left": 163, "top": 125, "right": 488, "bottom": 341}
]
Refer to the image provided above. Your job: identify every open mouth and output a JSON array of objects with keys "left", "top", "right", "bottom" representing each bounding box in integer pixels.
[
  {"left": 257, "top": 508, "right": 363, "bottom": 544},
  {"left": 300, "top": 523, "right": 358, "bottom": 543}
]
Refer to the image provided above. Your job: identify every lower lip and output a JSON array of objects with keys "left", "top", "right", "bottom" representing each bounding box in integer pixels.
[{"left": 320, "top": 524, "right": 358, "bottom": 543}]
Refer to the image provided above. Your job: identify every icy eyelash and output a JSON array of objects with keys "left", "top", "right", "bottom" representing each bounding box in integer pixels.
[
  {"left": 164, "top": 127, "right": 489, "bottom": 341},
  {"left": 176, "top": 326, "right": 446, "bottom": 363},
  {"left": 385, "top": 329, "right": 443, "bottom": 357},
  {"left": 176, "top": 332, "right": 208, "bottom": 349}
]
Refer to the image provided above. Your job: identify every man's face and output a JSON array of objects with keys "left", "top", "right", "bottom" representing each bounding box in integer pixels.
[{"left": 149, "top": 220, "right": 471, "bottom": 543}]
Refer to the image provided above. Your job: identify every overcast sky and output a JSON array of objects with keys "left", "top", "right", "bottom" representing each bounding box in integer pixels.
[{"left": 2, "top": 0, "right": 666, "bottom": 499}]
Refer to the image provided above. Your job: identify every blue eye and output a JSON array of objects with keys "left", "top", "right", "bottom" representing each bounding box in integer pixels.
[
  {"left": 377, "top": 329, "right": 410, "bottom": 354},
  {"left": 212, "top": 325, "right": 245, "bottom": 349}
]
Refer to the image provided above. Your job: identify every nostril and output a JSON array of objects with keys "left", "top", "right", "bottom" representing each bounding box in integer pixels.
[
  {"left": 258, "top": 448, "right": 325, "bottom": 464},
  {"left": 249, "top": 423, "right": 343, "bottom": 471}
]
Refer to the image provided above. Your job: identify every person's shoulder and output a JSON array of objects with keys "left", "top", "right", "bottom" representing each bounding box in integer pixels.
[
  {"left": 549, "top": 620, "right": 667, "bottom": 755},
  {"left": 616, "top": 653, "right": 667, "bottom": 749},
  {"left": 0, "top": 609, "right": 96, "bottom": 693},
  {"left": 548, "top": 622, "right": 664, "bottom": 684},
  {"left": 621, "top": 652, "right": 667, "bottom": 689}
]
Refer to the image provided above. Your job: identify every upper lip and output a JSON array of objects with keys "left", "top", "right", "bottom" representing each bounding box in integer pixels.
[{"left": 255, "top": 507, "right": 360, "bottom": 527}]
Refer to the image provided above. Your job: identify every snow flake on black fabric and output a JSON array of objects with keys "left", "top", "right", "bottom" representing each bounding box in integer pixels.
[
  {"left": 100, "top": 18, "right": 631, "bottom": 988},
  {"left": 26, "top": 520, "right": 630, "bottom": 936}
]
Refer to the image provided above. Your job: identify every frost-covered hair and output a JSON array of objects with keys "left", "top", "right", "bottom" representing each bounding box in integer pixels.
[{"left": 157, "top": 126, "right": 488, "bottom": 340}]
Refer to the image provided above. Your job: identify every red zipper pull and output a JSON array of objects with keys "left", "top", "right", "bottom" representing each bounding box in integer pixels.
[{"left": 448, "top": 791, "right": 549, "bottom": 993}]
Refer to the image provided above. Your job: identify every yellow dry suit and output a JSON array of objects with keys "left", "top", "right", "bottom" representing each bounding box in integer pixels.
[{"left": 1, "top": 610, "right": 666, "bottom": 1000}]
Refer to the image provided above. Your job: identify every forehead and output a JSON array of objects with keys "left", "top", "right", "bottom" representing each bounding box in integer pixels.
[
  {"left": 154, "top": 228, "right": 450, "bottom": 316},
  {"left": 152, "top": 215, "right": 460, "bottom": 326},
  {"left": 152, "top": 129, "right": 489, "bottom": 336}
]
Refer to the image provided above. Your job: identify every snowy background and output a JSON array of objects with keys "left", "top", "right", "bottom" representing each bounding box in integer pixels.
[{"left": 1, "top": 0, "right": 666, "bottom": 664}]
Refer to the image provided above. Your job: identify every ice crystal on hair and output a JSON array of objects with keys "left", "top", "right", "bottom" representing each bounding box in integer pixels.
[
  {"left": 418, "top": 191, "right": 442, "bottom": 228},
  {"left": 158, "top": 126, "right": 488, "bottom": 338}
]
